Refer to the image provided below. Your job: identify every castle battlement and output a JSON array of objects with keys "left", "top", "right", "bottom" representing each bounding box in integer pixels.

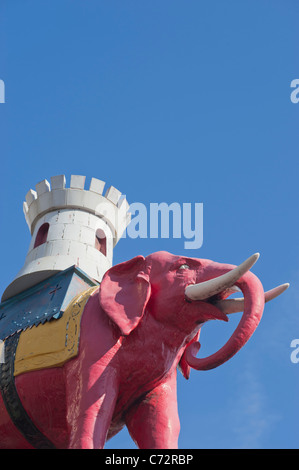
[{"left": 23, "top": 175, "right": 131, "bottom": 243}]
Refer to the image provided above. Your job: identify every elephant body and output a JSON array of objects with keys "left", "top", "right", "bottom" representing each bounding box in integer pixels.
[
  {"left": 0, "top": 251, "right": 286, "bottom": 449},
  {"left": 0, "top": 287, "right": 185, "bottom": 449}
]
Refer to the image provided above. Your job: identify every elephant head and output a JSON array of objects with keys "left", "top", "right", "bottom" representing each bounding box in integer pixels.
[{"left": 99, "top": 251, "right": 288, "bottom": 377}]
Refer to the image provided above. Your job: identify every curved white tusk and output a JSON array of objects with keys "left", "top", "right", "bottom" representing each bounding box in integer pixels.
[
  {"left": 264, "top": 283, "right": 290, "bottom": 301},
  {"left": 185, "top": 253, "right": 260, "bottom": 301},
  {"left": 215, "top": 283, "right": 290, "bottom": 314}
]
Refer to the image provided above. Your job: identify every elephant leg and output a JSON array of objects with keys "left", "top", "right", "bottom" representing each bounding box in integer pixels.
[
  {"left": 65, "top": 365, "right": 119, "bottom": 449},
  {"left": 125, "top": 371, "right": 180, "bottom": 449}
]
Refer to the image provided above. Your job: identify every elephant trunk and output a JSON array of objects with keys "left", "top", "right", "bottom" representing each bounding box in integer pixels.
[{"left": 184, "top": 260, "right": 265, "bottom": 371}]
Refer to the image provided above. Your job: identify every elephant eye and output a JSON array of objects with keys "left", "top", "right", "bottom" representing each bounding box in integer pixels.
[{"left": 178, "top": 264, "right": 190, "bottom": 270}]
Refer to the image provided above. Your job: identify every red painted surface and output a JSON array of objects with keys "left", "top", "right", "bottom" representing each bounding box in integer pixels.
[
  {"left": 95, "top": 228, "right": 106, "bottom": 256},
  {"left": 0, "top": 251, "right": 265, "bottom": 448},
  {"left": 33, "top": 223, "right": 49, "bottom": 248}
]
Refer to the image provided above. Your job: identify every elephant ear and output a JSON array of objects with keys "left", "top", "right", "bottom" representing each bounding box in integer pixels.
[{"left": 99, "top": 255, "right": 151, "bottom": 336}]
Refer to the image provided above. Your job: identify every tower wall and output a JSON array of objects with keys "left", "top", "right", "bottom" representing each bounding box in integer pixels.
[{"left": 2, "top": 175, "right": 130, "bottom": 301}]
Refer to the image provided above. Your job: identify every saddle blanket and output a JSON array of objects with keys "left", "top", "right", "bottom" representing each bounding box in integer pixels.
[{"left": 12, "top": 286, "right": 97, "bottom": 377}]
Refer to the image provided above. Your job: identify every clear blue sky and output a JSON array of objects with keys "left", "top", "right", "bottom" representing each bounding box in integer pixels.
[{"left": 0, "top": 0, "right": 298, "bottom": 449}]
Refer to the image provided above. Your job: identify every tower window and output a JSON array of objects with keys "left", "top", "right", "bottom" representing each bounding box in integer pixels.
[
  {"left": 95, "top": 228, "right": 106, "bottom": 256},
  {"left": 34, "top": 223, "right": 50, "bottom": 248}
]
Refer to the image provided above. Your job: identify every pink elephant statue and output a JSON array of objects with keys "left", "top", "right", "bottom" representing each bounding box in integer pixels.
[{"left": 0, "top": 251, "right": 288, "bottom": 449}]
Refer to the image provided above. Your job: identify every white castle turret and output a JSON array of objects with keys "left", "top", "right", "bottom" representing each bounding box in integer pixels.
[{"left": 2, "top": 175, "right": 131, "bottom": 301}]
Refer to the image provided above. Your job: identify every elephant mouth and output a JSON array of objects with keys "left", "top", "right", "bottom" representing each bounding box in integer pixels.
[
  {"left": 184, "top": 253, "right": 289, "bottom": 317},
  {"left": 188, "top": 286, "right": 241, "bottom": 324}
]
